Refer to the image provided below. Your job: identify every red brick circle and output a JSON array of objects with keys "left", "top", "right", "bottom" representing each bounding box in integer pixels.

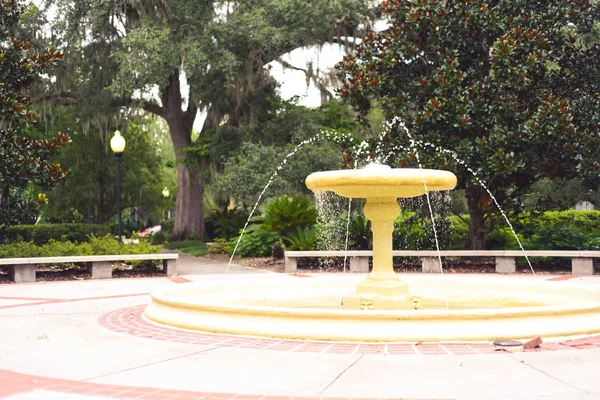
[{"left": 99, "top": 305, "right": 600, "bottom": 355}]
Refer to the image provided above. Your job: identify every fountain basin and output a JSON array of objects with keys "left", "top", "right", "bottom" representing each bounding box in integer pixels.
[
  {"left": 305, "top": 164, "right": 457, "bottom": 199},
  {"left": 144, "top": 275, "right": 600, "bottom": 342}
]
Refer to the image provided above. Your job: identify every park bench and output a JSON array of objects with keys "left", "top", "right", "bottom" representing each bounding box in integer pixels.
[
  {"left": 0, "top": 253, "right": 178, "bottom": 283},
  {"left": 284, "top": 250, "right": 599, "bottom": 275}
]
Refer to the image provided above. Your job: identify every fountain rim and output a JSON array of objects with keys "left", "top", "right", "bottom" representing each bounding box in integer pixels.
[
  {"left": 305, "top": 166, "right": 457, "bottom": 193},
  {"left": 148, "top": 280, "right": 600, "bottom": 320}
]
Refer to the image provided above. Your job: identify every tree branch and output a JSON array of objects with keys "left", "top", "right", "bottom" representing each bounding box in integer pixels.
[
  {"left": 143, "top": 101, "right": 165, "bottom": 118},
  {"left": 34, "top": 91, "right": 78, "bottom": 106}
]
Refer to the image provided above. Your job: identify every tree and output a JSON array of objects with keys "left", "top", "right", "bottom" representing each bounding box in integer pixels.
[
  {"left": 338, "top": 0, "right": 600, "bottom": 249},
  {"left": 44, "top": 0, "right": 374, "bottom": 241},
  {"left": 26, "top": 108, "right": 175, "bottom": 225},
  {"left": 0, "top": 0, "right": 67, "bottom": 229}
]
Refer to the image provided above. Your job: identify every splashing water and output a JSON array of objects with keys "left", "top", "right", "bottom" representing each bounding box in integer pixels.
[
  {"left": 342, "top": 198, "right": 352, "bottom": 273},
  {"left": 409, "top": 138, "right": 536, "bottom": 275},
  {"left": 225, "top": 129, "right": 355, "bottom": 273},
  {"left": 386, "top": 118, "right": 449, "bottom": 310}
]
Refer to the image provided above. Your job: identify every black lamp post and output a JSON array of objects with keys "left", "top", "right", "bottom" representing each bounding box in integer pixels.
[
  {"left": 162, "top": 187, "right": 170, "bottom": 220},
  {"left": 110, "top": 130, "right": 126, "bottom": 244}
]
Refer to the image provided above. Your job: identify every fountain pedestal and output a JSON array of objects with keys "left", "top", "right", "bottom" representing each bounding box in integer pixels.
[
  {"left": 305, "top": 164, "right": 457, "bottom": 310},
  {"left": 343, "top": 197, "right": 412, "bottom": 310}
]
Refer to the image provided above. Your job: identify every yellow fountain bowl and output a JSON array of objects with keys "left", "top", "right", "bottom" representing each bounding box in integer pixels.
[
  {"left": 305, "top": 164, "right": 457, "bottom": 199},
  {"left": 144, "top": 275, "right": 600, "bottom": 342}
]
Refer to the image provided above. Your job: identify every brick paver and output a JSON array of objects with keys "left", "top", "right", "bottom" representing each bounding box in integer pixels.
[{"left": 99, "top": 305, "right": 600, "bottom": 355}]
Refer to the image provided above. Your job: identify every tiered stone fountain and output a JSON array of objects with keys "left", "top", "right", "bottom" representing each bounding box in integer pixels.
[
  {"left": 145, "top": 165, "right": 600, "bottom": 342},
  {"left": 305, "top": 163, "right": 457, "bottom": 310}
]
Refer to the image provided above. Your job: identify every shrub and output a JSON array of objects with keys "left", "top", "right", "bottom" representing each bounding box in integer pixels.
[
  {"left": 283, "top": 226, "right": 319, "bottom": 250},
  {"left": 252, "top": 195, "right": 317, "bottom": 237},
  {"left": 346, "top": 212, "right": 371, "bottom": 250},
  {"left": 486, "top": 227, "right": 524, "bottom": 250},
  {"left": 205, "top": 207, "right": 250, "bottom": 239},
  {"left": 108, "top": 213, "right": 141, "bottom": 237},
  {"left": 3, "top": 224, "right": 109, "bottom": 245},
  {"left": 150, "top": 231, "right": 168, "bottom": 245},
  {"left": 227, "top": 226, "right": 279, "bottom": 257},
  {"left": 393, "top": 212, "right": 430, "bottom": 250},
  {"left": 0, "top": 236, "right": 161, "bottom": 268}
]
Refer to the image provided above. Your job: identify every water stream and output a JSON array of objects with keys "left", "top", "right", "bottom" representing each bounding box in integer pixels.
[{"left": 225, "top": 129, "right": 355, "bottom": 273}]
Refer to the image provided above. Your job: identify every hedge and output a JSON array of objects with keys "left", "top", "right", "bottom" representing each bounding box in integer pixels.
[
  {"left": 0, "top": 235, "right": 161, "bottom": 267},
  {"left": 3, "top": 224, "right": 109, "bottom": 245}
]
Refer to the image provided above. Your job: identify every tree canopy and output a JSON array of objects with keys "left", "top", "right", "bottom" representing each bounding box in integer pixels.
[
  {"left": 338, "top": 0, "right": 600, "bottom": 249},
  {"left": 43, "top": 0, "right": 374, "bottom": 240},
  {"left": 0, "top": 0, "right": 68, "bottom": 229}
]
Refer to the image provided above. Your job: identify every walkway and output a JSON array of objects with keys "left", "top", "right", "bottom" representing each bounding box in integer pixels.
[{"left": 1, "top": 257, "right": 599, "bottom": 400}]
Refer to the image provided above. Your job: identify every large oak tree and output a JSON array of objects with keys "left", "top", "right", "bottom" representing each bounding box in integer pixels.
[{"left": 44, "top": 0, "right": 374, "bottom": 241}]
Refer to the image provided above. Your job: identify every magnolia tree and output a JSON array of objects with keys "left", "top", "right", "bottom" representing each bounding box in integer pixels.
[
  {"left": 0, "top": 0, "right": 67, "bottom": 228},
  {"left": 338, "top": 0, "right": 600, "bottom": 249}
]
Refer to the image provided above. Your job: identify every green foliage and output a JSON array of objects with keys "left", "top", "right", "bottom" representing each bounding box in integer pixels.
[
  {"left": 338, "top": 0, "right": 600, "bottom": 248},
  {"left": 46, "top": 0, "right": 372, "bottom": 241},
  {"left": 486, "top": 227, "right": 524, "bottom": 250},
  {"left": 160, "top": 219, "right": 175, "bottom": 235},
  {"left": 447, "top": 215, "right": 469, "bottom": 250},
  {"left": 150, "top": 231, "right": 168, "bottom": 245},
  {"left": 108, "top": 213, "right": 141, "bottom": 237},
  {"left": 524, "top": 179, "right": 600, "bottom": 211},
  {"left": 227, "top": 227, "right": 279, "bottom": 257},
  {"left": 520, "top": 210, "right": 600, "bottom": 250},
  {"left": 393, "top": 213, "right": 430, "bottom": 250},
  {"left": 253, "top": 195, "right": 317, "bottom": 237},
  {"left": 0, "top": 235, "right": 160, "bottom": 258},
  {"left": 3, "top": 223, "right": 108, "bottom": 245},
  {"left": 282, "top": 226, "right": 319, "bottom": 251},
  {"left": 0, "top": 1, "right": 67, "bottom": 228},
  {"left": 163, "top": 240, "right": 208, "bottom": 257},
  {"left": 36, "top": 112, "right": 174, "bottom": 225},
  {"left": 204, "top": 207, "right": 250, "bottom": 240},
  {"left": 346, "top": 212, "right": 371, "bottom": 250}
]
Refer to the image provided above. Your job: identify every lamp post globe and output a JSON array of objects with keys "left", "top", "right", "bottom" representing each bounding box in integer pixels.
[
  {"left": 111, "top": 130, "right": 126, "bottom": 244},
  {"left": 162, "top": 187, "right": 170, "bottom": 198}
]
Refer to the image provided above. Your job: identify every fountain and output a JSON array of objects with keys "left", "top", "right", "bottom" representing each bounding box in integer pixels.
[
  {"left": 144, "top": 164, "right": 600, "bottom": 342},
  {"left": 305, "top": 163, "right": 456, "bottom": 310}
]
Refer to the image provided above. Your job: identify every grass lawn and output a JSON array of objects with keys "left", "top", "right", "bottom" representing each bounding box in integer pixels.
[{"left": 163, "top": 240, "right": 208, "bottom": 257}]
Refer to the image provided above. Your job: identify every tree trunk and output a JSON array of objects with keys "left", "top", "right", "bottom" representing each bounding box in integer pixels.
[
  {"left": 161, "top": 73, "right": 204, "bottom": 241},
  {"left": 466, "top": 185, "right": 486, "bottom": 250}
]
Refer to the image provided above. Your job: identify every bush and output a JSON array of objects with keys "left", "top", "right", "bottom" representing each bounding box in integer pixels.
[
  {"left": 346, "top": 212, "right": 371, "bottom": 250},
  {"left": 0, "top": 235, "right": 161, "bottom": 267},
  {"left": 393, "top": 212, "right": 430, "bottom": 250},
  {"left": 486, "top": 227, "right": 524, "bottom": 250},
  {"left": 204, "top": 207, "right": 250, "bottom": 239},
  {"left": 282, "top": 226, "right": 319, "bottom": 250},
  {"left": 108, "top": 213, "right": 141, "bottom": 237},
  {"left": 252, "top": 195, "right": 317, "bottom": 237},
  {"left": 150, "top": 231, "right": 168, "bottom": 245},
  {"left": 227, "top": 226, "right": 279, "bottom": 257},
  {"left": 3, "top": 224, "right": 109, "bottom": 245}
]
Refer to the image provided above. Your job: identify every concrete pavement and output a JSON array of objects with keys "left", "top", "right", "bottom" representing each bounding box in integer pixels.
[{"left": 1, "top": 259, "right": 600, "bottom": 400}]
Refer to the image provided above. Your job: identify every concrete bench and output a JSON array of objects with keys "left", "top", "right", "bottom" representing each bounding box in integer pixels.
[
  {"left": 0, "top": 253, "right": 178, "bottom": 283},
  {"left": 284, "top": 250, "right": 599, "bottom": 275}
]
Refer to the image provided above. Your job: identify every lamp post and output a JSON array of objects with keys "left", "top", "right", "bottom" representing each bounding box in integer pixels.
[
  {"left": 110, "top": 130, "right": 126, "bottom": 244},
  {"left": 162, "top": 187, "right": 170, "bottom": 219}
]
